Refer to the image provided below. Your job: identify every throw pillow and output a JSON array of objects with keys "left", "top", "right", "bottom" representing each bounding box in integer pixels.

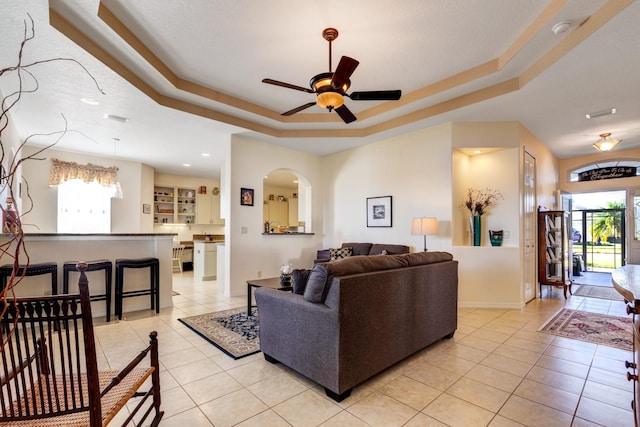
[
  {"left": 329, "top": 246, "right": 353, "bottom": 261},
  {"left": 303, "top": 263, "right": 328, "bottom": 303},
  {"left": 291, "top": 269, "right": 311, "bottom": 295}
]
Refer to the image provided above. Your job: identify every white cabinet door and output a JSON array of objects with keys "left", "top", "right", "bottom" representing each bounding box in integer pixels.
[
  {"left": 196, "top": 194, "right": 224, "bottom": 225},
  {"left": 194, "top": 242, "right": 217, "bottom": 281},
  {"left": 196, "top": 194, "right": 212, "bottom": 224}
]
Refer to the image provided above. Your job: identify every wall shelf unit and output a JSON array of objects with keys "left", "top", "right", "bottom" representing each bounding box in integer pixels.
[
  {"left": 154, "top": 186, "right": 196, "bottom": 224},
  {"left": 538, "top": 209, "right": 573, "bottom": 298}
]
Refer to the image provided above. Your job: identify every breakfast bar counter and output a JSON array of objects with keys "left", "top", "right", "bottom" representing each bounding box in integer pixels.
[{"left": 0, "top": 233, "right": 176, "bottom": 318}]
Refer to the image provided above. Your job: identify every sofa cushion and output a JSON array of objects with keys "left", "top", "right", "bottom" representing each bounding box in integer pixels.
[
  {"left": 369, "top": 244, "right": 410, "bottom": 255},
  {"left": 325, "top": 253, "right": 409, "bottom": 277},
  {"left": 341, "top": 242, "right": 373, "bottom": 256},
  {"left": 292, "top": 268, "right": 311, "bottom": 295},
  {"left": 303, "top": 263, "right": 329, "bottom": 303},
  {"left": 404, "top": 251, "right": 454, "bottom": 266},
  {"left": 330, "top": 247, "right": 353, "bottom": 261}
]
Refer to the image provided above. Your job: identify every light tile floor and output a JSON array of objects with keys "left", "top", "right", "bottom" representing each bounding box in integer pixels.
[{"left": 96, "top": 272, "right": 636, "bottom": 426}]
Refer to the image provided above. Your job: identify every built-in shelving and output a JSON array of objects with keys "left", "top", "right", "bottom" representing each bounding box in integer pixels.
[
  {"left": 538, "top": 209, "right": 572, "bottom": 298},
  {"left": 154, "top": 186, "right": 196, "bottom": 224}
]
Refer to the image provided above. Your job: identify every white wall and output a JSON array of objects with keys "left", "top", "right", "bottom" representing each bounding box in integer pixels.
[
  {"left": 20, "top": 146, "right": 153, "bottom": 233},
  {"left": 322, "top": 123, "right": 454, "bottom": 253},
  {"left": 226, "top": 134, "right": 323, "bottom": 296}
]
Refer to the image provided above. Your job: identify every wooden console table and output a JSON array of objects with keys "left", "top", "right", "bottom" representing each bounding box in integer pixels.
[
  {"left": 612, "top": 265, "right": 640, "bottom": 426},
  {"left": 246, "top": 277, "right": 292, "bottom": 315}
]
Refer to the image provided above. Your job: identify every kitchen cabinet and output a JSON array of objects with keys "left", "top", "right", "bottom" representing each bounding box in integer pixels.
[
  {"left": 538, "top": 209, "right": 573, "bottom": 298},
  {"left": 264, "top": 200, "right": 289, "bottom": 228},
  {"left": 196, "top": 193, "right": 224, "bottom": 225},
  {"left": 194, "top": 242, "right": 217, "bottom": 281},
  {"left": 154, "top": 185, "right": 196, "bottom": 224},
  {"left": 288, "top": 197, "right": 298, "bottom": 226}
]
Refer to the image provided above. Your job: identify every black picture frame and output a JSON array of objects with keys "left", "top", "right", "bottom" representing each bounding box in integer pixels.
[
  {"left": 367, "top": 196, "right": 392, "bottom": 227},
  {"left": 241, "top": 187, "right": 254, "bottom": 206}
]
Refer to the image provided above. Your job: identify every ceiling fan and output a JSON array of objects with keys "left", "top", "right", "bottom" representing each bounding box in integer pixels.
[{"left": 262, "top": 28, "right": 402, "bottom": 124}]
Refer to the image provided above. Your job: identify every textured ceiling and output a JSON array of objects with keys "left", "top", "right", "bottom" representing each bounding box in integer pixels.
[{"left": 0, "top": 0, "right": 638, "bottom": 179}]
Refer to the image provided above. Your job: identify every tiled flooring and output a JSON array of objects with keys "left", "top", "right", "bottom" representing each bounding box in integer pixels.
[{"left": 95, "top": 272, "right": 636, "bottom": 426}]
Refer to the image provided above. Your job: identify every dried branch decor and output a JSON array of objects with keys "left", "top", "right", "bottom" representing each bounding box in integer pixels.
[{"left": 0, "top": 15, "right": 104, "bottom": 310}]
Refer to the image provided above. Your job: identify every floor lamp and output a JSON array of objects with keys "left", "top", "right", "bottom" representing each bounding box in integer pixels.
[{"left": 411, "top": 217, "right": 438, "bottom": 251}]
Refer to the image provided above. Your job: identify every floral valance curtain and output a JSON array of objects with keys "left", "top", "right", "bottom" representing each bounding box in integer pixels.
[{"left": 48, "top": 158, "right": 119, "bottom": 187}]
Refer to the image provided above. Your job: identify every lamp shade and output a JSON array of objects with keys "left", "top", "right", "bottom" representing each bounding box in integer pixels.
[
  {"left": 411, "top": 217, "right": 438, "bottom": 235},
  {"left": 593, "top": 132, "right": 620, "bottom": 152}
]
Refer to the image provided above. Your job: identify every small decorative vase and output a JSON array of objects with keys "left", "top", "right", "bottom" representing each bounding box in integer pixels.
[
  {"left": 280, "top": 263, "right": 293, "bottom": 285},
  {"left": 470, "top": 215, "right": 482, "bottom": 246},
  {"left": 489, "top": 230, "right": 503, "bottom": 247}
]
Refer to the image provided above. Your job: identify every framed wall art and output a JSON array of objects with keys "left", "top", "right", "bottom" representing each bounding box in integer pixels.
[
  {"left": 142, "top": 203, "right": 151, "bottom": 214},
  {"left": 241, "top": 187, "right": 254, "bottom": 206},
  {"left": 366, "top": 196, "right": 392, "bottom": 227}
]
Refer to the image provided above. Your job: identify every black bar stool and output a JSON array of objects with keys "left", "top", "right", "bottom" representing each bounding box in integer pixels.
[
  {"left": 63, "top": 260, "right": 113, "bottom": 322},
  {"left": 0, "top": 262, "right": 58, "bottom": 295},
  {"left": 115, "top": 257, "right": 160, "bottom": 320}
]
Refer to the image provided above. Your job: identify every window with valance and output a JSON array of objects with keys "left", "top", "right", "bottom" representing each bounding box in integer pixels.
[
  {"left": 49, "top": 159, "right": 122, "bottom": 233},
  {"left": 49, "top": 158, "right": 117, "bottom": 186}
]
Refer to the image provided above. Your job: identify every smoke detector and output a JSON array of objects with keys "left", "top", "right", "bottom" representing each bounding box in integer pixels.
[{"left": 551, "top": 21, "right": 572, "bottom": 35}]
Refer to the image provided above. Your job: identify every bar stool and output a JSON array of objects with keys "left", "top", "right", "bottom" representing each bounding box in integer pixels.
[
  {"left": 115, "top": 257, "right": 159, "bottom": 320},
  {"left": 0, "top": 262, "right": 58, "bottom": 295},
  {"left": 63, "top": 260, "right": 113, "bottom": 322}
]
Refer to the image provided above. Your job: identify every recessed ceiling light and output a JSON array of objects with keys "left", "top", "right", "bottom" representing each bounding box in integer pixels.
[
  {"left": 201, "top": 153, "right": 210, "bottom": 157},
  {"left": 81, "top": 97, "right": 99, "bottom": 105},
  {"left": 586, "top": 108, "right": 616, "bottom": 119},
  {"left": 182, "top": 163, "right": 191, "bottom": 167},
  {"left": 473, "top": 150, "right": 483, "bottom": 155}
]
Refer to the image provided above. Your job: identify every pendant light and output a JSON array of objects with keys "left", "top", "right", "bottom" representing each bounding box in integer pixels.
[{"left": 593, "top": 132, "right": 621, "bottom": 152}]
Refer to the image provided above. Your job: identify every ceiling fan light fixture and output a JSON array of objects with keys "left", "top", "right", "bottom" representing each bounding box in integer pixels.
[
  {"left": 593, "top": 132, "right": 621, "bottom": 152},
  {"left": 317, "top": 91, "right": 344, "bottom": 109}
]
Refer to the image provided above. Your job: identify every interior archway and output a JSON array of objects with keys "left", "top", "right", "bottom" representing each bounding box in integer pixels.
[{"left": 263, "top": 169, "right": 312, "bottom": 233}]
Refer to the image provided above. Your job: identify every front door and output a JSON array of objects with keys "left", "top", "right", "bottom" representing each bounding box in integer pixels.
[{"left": 524, "top": 151, "right": 536, "bottom": 302}]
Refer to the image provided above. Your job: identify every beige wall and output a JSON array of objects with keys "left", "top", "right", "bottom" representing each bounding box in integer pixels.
[
  {"left": 558, "top": 147, "right": 640, "bottom": 194},
  {"left": 226, "top": 134, "right": 324, "bottom": 297}
]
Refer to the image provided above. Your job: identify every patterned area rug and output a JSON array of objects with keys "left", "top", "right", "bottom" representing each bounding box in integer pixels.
[
  {"left": 573, "top": 285, "right": 621, "bottom": 301},
  {"left": 539, "top": 308, "right": 632, "bottom": 351},
  {"left": 179, "top": 307, "right": 259, "bottom": 359}
]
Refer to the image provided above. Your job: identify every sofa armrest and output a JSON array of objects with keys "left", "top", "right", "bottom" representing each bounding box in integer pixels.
[{"left": 255, "top": 287, "right": 339, "bottom": 390}]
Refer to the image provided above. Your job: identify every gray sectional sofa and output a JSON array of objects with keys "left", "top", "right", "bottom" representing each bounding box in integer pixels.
[
  {"left": 314, "top": 242, "right": 410, "bottom": 263},
  {"left": 255, "top": 251, "right": 458, "bottom": 401}
]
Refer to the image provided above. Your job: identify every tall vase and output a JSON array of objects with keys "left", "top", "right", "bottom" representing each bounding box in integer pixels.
[{"left": 470, "top": 215, "right": 482, "bottom": 246}]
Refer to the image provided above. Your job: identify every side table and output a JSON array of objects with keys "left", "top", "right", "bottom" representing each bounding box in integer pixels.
[{"left": 246, "top": 277, "right": 292, "bottom": 315}]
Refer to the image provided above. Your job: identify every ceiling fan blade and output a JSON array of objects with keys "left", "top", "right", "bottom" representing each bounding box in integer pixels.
[
  {"left": 281, "top": 102, "right": 317, "bottom": 116},
  {"left": 349, "top": 90, "right": 402, "bottom": 101},
  {"left": 262, "top": 78, "right": 313, "bottom": 93},
  {"left": 330, "top": 56, "right": 359, "bottom": 90},
  {"left": 334, "top": 104, "right": 357, "bottom": 124}
]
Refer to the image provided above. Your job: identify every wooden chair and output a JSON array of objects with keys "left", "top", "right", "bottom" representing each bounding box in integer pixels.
[
  {"left": 172, "top": 245, "right": 185, "bottom": 273},
  {"left": 0, "top": 262, "right": 163, "bottom": 426}
]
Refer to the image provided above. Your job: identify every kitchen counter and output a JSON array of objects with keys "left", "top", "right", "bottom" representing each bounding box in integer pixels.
[{"left": 0, "top": 233, "right": 175, "bottom": 317}]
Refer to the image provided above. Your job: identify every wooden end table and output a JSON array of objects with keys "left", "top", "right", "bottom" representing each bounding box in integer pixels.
[{"left": 246, "top": 277, "right": 292, "bottom": 315}]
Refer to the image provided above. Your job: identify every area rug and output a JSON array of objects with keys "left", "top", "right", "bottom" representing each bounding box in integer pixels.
[
  {"left": 573, "top": 285, "right": 622, "bottom": 301},
  {"left": 538, "top": 308, "right": 632, "bottom": 351},
  {"left": 179, "top": 307, "right": 259, "bottom": 359}
]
